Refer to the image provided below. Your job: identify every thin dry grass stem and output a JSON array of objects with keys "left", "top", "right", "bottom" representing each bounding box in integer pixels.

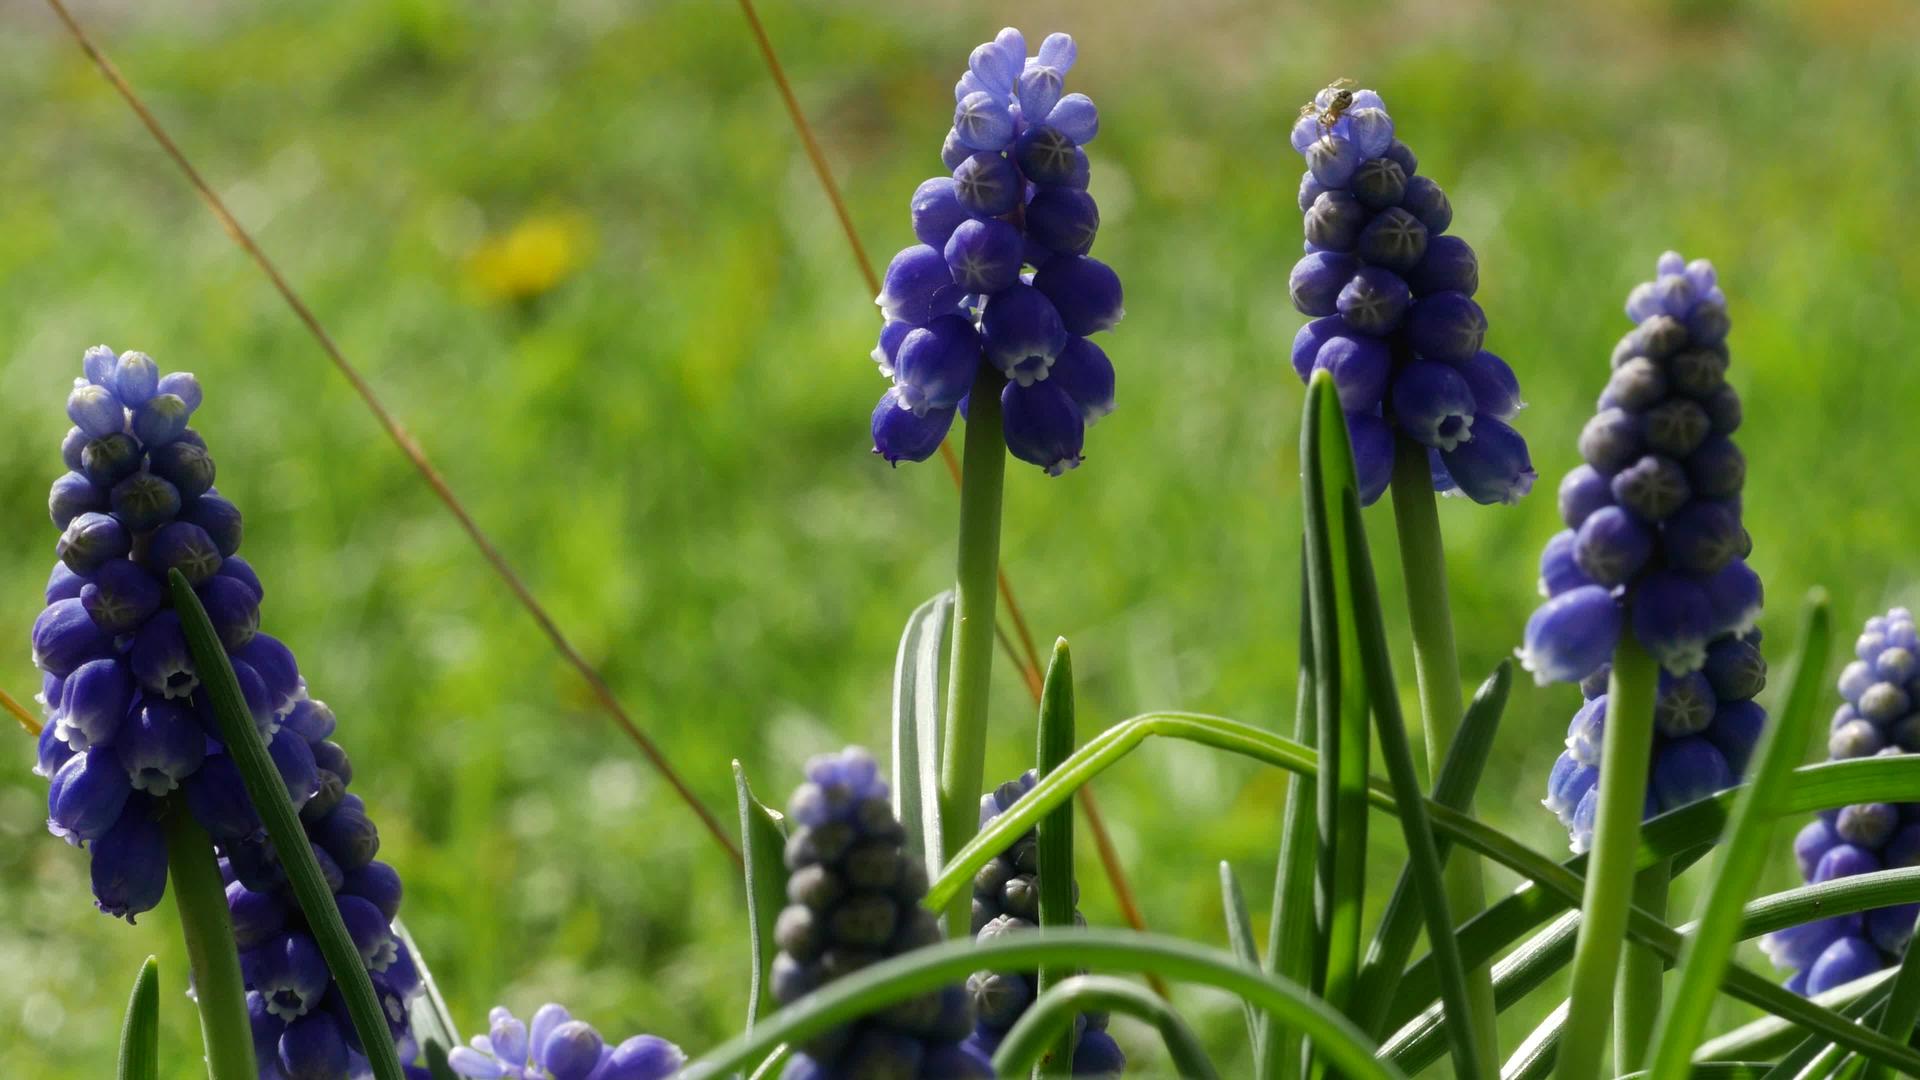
[
  {"left": 733, "top": 0, "right": 879, "bottom": 297},
  {"left": 2, "top": 687, "right": 42, "bottom": 736},
  {"left": 732, "top": 0, "right": 1160, "bottom": 975},
  {"left": 42, "top": 0, "right": 742, "bottom": 867}
]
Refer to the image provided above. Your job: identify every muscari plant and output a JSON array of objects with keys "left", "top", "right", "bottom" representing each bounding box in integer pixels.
[{"left": 20, "top": 25, "right": 1920, "bottom": 1080}]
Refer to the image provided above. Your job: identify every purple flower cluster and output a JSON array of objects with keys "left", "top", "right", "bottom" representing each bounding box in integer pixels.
[
  {"left": 961, "top": 773, "right": 1123, "bottom": 1075},
  {"left": 1762, "top": 608, "right": 1920, "bottom": 996},
  {"left": 770, "top": 748, "right": 992, "bottom": 1079},
  {"left": 31, "top": 346, "right": 419, "bottom": 1078},
  {"left": 1524, "top": 255, "right": 1764, "bottom": 850},
  {"left": 1287, "top": 84, "right": 1533, "bottom": 506},
  {"left": 871, "top": 27, "right": 1122, "bottom": 476},
  {"left": 448, "top": 1003, "right": 684, "bottom": 1080}
]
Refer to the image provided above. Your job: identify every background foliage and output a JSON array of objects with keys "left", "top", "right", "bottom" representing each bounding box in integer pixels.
[{"left": 2, "top": 0, "right": 1917, "bottom": 1074}]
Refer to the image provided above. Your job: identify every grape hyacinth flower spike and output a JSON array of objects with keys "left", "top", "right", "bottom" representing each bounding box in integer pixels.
[
  {"left": 962, "top": 772, "right": 1124, "bottom": 1075},
  {"left": 1287, "top": 83, "right": 1533, "bottom": 506},
  {"left": 871, "top": 27, "right": 1122, "bottom": 476},
  {"left": 1525, "top": 253, "right": 1760, "bottom": 851},
  {"left": 769, "top": 748, "right": 991, "bottom": 1079},
  {"left": 448, "top": 1003, "right": 685, "bottom": 1080},
  {"left": 1762, "top": 606, "right": 1920, "bottom": 995},
  {"left": 29, "top": 345, "right": 424, "bottom": 1078}
]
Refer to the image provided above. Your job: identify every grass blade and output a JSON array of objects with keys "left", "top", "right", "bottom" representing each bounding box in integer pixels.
[
  {"left": 892, "top": 591, "right": 954, "bottom": 886},
  {"left": 117, "top": 956, "right": 159, "bottom": 1080},
  {"left": 1262, "top": 557, "right": 1318, "bottom": 1080},
  {"left": 676, "top": 929, "right": 1403, "bottom": 1080},
  {"left": 392, "top": 918, "right": 461, "bottom": 1080},
  {"left": 1221, "top": 861, "right": 1263, "bottom": 1051},
  {"left": 992, "top": 975, "right": 1220, "bottom": 1080},
  {"left": 1300, "top": 370, "right": 1370, "bottom": 1023},
  {"left": 1034, "top": 639, "right": 1078, "bottom": 1076},
  {"left": 169, "top": 568, "right": 405, "bottom": 1080},
  {"left": 1354, "top": 662, "right": 1511, "bottom": 1038},
  {"left": 1648, "top": 593, "right": 1832, "bottom": 1071},
  {"left": 733, "top": 761, "right": 790, "bottom": 1026},
  {"left": 1337, "top": 488, "right": 1485, "bottom": 1077}
]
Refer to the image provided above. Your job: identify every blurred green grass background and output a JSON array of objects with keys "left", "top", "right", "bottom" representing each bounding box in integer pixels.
[{"left": 2, "top": 0, "right": 1918, "bottom": 1073}]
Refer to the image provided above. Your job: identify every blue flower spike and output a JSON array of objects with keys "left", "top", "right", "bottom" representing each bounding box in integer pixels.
[
  {"left": 1527, "top": 254, "right": 1764, "bottom": 851},
  {"left": 1765, "top": 607, "right": 1920, "bottom": 992},
  {"left": 770, "top": 748, "right": 992, "bottom": 1079},
  {"left": 960, "top": 772, "right": 1125, "bottom": 1074},
  {"left": 27, "top": 346, "right": 425, "bottom": 1076},
  {"left": 871, "top": 27, "right": 1122, "bottom": 475},
  {"left": 447, "top": 1003, "right": 684, "bottom": 1079},
  {"left": 1287, "top": 82, "right": 1533, "bottom": 507}
]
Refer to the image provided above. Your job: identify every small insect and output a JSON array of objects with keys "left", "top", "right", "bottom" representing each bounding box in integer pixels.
[{"left": 1313, "top": 77, "right": 1359, "bottom": 130}]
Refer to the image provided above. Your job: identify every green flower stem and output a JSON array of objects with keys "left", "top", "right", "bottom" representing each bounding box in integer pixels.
[
  {"left": 1555, "top": 634, "right": 1660, "bottom": 1080},
  {"left": 1614, "top": 860, "right": 1670, "bottom": 1073},
  {"left": 161, "top": 802, "right": 258, "bottom": 1080},
  {"left": 937, "top": 365, "right": 1008, "bottom": 936},
  {"left": 1387, "top": 437, "right": 1499, "bottom": 1064}
]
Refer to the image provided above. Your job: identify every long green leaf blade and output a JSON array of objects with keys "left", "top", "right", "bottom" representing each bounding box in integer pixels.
[
  {"left": 1698, "top": 970, "right": 1896, "bottom": 1062},
  {"left": 1867, "top": 906, "right": 1920, "bottom": 1080},
  {"left": 1034, "top": 638, "right": 1078, "bottom": 1076},
  {"left": 993, "top": 975, "right": 1220, "bottom": 1080},
  {"left": 1354, "top": 661, "right": 1511, "bottom": 1039},
  {"left": 117, "top": 956, "right": 159, "bottom": 1080},
  {"left": 1301, "top": 370, "right": 1369, "bottom": 1020},
  {"left": 676, "top": 929, "right": 1403, "bottom": 1080},
  {"left": 169, "top": 569, "right": 405, "bottom": 1080},
  {"left": 734, "top": 760, "right": 790, "bottom": 1025},
  {"left": 1388, "top": 865, "right": 1920, "bottom": 1073},
  {"left": 1221, "top": 860, "right": 1263, "bottom": 1052},
  {"left": 1648, "top": 593, "right": 1831, "bottom": 1071},
  {"left": 392, "top": 918, "right": 461, "bottom": 1080},
  {"left": 892, "top": 591, "right": 953, "bottom": 884},
  {"left": 1415, "top": 751, "right": 1920, "bottom": 1023},
  {"left": 919, "top": 709, "right": 1920, "bottom": 1070},
  {"left": 1262, "top": 557, "right": 1318, "bottom": 1080},
  {"left": 1338, "top": 489, "right": 1485, "bottom": 1077}
]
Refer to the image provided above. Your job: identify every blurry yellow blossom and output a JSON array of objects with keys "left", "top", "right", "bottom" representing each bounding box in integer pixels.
[{"left": 467, "top": 211, "right": 595, "bottom": 303}]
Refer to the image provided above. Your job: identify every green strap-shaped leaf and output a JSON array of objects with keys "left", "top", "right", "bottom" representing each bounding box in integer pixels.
[
  {"left": 1698, "top": 970, "right": 1896, "bottom": 1063},
  {"left": 919, "top": 710, "right": 1920, "bottom": 1071},
  {"left": 1220, "top": 860, "right": 1262, "bottom": 1051},
  {"left": 1261, "top": 557, "right": 1318, "bottom": 1080},
  {"left": 733, "top": 761, "right": 790, "bottom": 1026},
  {"left": 1352, "top": 661, "right": 1510, "bottom": 1040},
  {"left": 1866, "top": 909, "right": 1920, "bottom": 1080},
  {"left": 1387, "top": 864, "right": 1920, "bottom": 1073},
  {"left": 1390, "top": 752, "right": 1920, "bottom": 1033},
  {"left": 891, "top": 591, "right": 953, "bottom": 885},
  {"left": 1648, "top": 594, "right": 1831, "bottom": 1071},
  {"left": 392, "top": 918, "right": 461, "bottom": 1080},
  {"left": 992, "top": 975, "right": 1220, "bottom": 1080},
  {"left": 1300, "top": 369, "right": 1370, "bottom": 1021},
  {"left": 169, "top": 569, "right": 405, "bottom": 1080},
  {"left": 1034, "top": 638, "right": 1077, "bottom": 1076},
  {"left": 117, "top": 956, "right": 159, "bottom": 1080},
  {"left": 675, "top": 929, "right": 1402, "bottom": 1080},
  {"left": 1336, "top": 488, "right": 1484, "bottom": 1077}
]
